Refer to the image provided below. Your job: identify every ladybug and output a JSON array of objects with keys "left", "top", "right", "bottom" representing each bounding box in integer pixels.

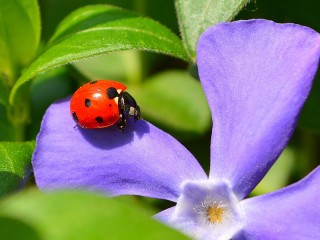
[{"left": 70, "top": 80, "right": 141, "bottom": 131}]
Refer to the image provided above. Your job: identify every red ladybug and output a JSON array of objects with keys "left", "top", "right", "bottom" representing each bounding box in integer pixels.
[{"left": 70, "top": 80, "right": 141, "bottom": 131}]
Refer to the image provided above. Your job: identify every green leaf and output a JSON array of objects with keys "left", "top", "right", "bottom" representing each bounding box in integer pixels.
[
  {"left": 0, "top": 141, "right": 34, "bottom": 196},
  {"left": 131, "top": 70, "right": 211, "bottom": 137},
  {"left": 39, "top": 0, "right": 120, "bottom": 41},
  {"left": 10, "top": 4, "right": 188, "bottom": 105},
  {"left": 0, "top": 190, "right": 190, "bottom": 240},
  {"left": 0, "top": 0, "right": 40, "bottom": 82},
  {"left": 175, "top": 0, "right": 250, "bottom": 59}
]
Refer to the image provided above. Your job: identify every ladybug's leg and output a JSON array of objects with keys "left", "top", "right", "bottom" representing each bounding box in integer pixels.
[{"left": 117, "top": 112, "right": 127, "bottom": 131}]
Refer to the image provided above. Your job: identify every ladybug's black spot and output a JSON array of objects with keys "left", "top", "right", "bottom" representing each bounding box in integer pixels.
[
  {"left": 95, "top": 116, "right": 103, "bottom": 124},
  {"left": 85, "top": 98, "right": 91, "bottom": 107},
  {"left": 89, "top": 80, "right": 98, "bottom": 84},
  {"left": 107, "top": 87, "right": 118, "bottom": 99},
  {"left": 109, "top": 104, "right": 112, "bottom": 107},
  {"left": 72, "top": 112, "right": 79, "bottom": 122}
]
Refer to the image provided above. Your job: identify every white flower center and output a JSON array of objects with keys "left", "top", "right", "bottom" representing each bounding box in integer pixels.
[{"left": 170, "top": 180, "right": 244, "bottom": 240}]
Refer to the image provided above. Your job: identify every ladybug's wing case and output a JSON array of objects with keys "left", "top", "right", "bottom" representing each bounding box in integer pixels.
[{"left": 70, "top": 80, "right": 126, "bottom": 128}]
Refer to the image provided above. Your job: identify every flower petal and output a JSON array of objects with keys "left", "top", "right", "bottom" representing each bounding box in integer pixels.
[
  {"left": 237, "top": 166, "right": 320, "bottom": 239},
  {"left": 32, "top": 99, "right": 207, "bottom": 202},
  {"left": 197, "top": 19, "right": 320, "bottom": 198}
]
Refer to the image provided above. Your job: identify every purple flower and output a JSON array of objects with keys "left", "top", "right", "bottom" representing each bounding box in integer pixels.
[{"left": 33, "top": 20, "right": 320, "bottom": 239}]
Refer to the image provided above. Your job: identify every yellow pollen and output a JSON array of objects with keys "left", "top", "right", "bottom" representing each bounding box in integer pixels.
[{"left": 207, "top": 204, "right": 225, "bottom": 224}]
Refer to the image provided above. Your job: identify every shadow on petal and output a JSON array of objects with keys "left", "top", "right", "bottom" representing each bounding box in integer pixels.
[
  {"left": 78, "top": 119, "right": 150, "bottom": 150},
  {"left": 33, "top": 98, "right": 206, "bottom": 201}
]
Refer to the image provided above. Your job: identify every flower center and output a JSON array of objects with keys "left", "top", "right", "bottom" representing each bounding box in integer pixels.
[
  {"left": 170, "top": 180, "right": 244, "bottom": 240},
  {"left": 194, "top": 196, "right": 232, "bottom": 227},
  {"left": 207, "top": 203, "right": 226, "bottom": 224}
]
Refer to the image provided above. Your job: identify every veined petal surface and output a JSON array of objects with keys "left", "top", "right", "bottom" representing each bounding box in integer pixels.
[
  {"left": 238, "top": 166, "right": 320, "bottom": 239},
  {"left": 197, "top": 19, "right": 320, "bottom": 199},
  {"left": 33, "top": 99, "right": 207, "bottom": 202}
]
